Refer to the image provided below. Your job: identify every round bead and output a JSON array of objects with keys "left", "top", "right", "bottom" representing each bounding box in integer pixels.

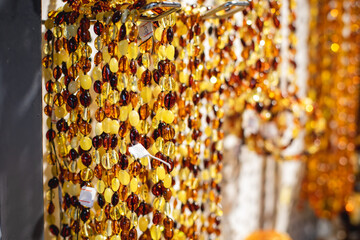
[{"left": 80, "top": 137, "right": 92, "bottom": 151}]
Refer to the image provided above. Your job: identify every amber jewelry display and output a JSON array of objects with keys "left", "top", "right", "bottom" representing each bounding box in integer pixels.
[{"left": 301, "top": 0, "right": 360, "bottom": 219}]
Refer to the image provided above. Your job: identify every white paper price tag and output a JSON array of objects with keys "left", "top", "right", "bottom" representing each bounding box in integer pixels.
[
  {"left": 79, "top": 186, "right": 97, "bottom": 208},
  {"left": 139, "top": 22, "right": 153, "bottom": 42},
  {"left": 129, "top": 143, "right": 171, "bottom": 169}
]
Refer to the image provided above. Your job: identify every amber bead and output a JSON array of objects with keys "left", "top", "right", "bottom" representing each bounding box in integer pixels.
[
  {"left": 129, "top": 227, "right": 138, "bottom": 240},
  {"left": 129, "top": 161, "right": 141, "bottom": 176},
  {"left": 46, "top": 129, "right": 56, "bottom": 141},
  {"left": 166, "top": 27, "right": 174, "bottom": 43},
  {"left": 67, "top": 94, "right": 78, "bottom": 109},
  {"left": 152, "top": 210, "right": 162, "bottom": 225},
  {"left": 53, "top": 66, "right": 62, "bottom": 80},
  {"left": 126, "top": 193, "right": 139, "bottom": 211},
  {"left": 56, "top": 118, "right": 68, "bottom": 132},
  {"left": 47, "top": 201, "right": 55, "bottom": 214},
  {"left": 81, "top": 152, "right": 92, "bottom": 166},
  {"left": 112, "top": 191, "right": 119, "bottom": 206},
  {"left": 118, "top": 121, "right": 130, "bottom": 138},
  {"left": 93, "top": 80, "right": 102, "bottom": 94},
  {"left": 141, "top": 69, "right": 152, "bottom": 86},
  {"left": 92, "top": 136, "right": 103, "bottom": 149},
  {"left": 153, "top": 69, "right": 160, "bottom": 84},
  {"left": 68, "top": 37, "right": 78, "bottom": 53},
  {"left": 94, "top": 21, "right": 104, "bottom": 35},
  {"left": 102, "top": 64, "right": 111, "bottom": 82},
  {"left": 80, "top": 208, "right": 90, "bottom": 222},
  {"left": 49, "top": 225, "right": 59, "bottom": 236},
  {"left": 94, "top": 164, "right": 103, "bottom": 179},
  {"left": 80, "top": 90, "right": 91, "bottom": 107},
  {"left": 120, "top": 154, "right": 129, "bottom": 170},
  {"left": 45, "top": 30, "right": 53, "bottom": 41},
  {"left": 94, "top": 52, "right": 103, "bottom": 66},
  {"left": 139, "top": 104, "right": 150, "bottom": 120},
  {"left": 112, "top": 11, "right": 122, "bottom": 23},
  {"left": 119, "top": 55, "right": 129, "bottom": 73},
  {"left": 120, "top": 216, "right": 131, "bottom": 230},
  {"left": 151, "top": 182, "right": 164, "bottom": 197},
  {"left": 164, "top": 92, "right": 176, "bottom": 109},
  {"left": 95, "top": 108, "right": 105, "bottom": 122},
  {"left": 130, "top": 59, "right": 137, "bottom": 75},
  {"left": 60, "top": 225, "right": 71, "bottom": 238},
  {"left": 119, "top": 24, "right": 127, "bottom": 40},
  {"left": 130, "top": 127, "right": 140, "bottom": 144},
  {"left": 163, "top": 188, "right": 172, "bottom": 201}
]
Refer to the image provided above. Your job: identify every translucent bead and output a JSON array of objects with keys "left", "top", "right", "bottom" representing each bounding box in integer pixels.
[
  {"left": 166, "top": 45, "right": 175, "bottom": 60},
  {"left": 110, "top": 120, "right": 120, "bottom": 134},
  {"left": 102, "top": 118, "right": 112, "bottom": 133},
  {"left": 80, "top": 137, "right": 92, "bottom": 151},
  {"left": 95, "top": 122, "right": 103, "bottom": 136},
  {"left": 163, "top": 174, "right": 172, "bottom": 188},
  {"left": 110, "top": 206, "right": 121, "bottom": 220},
  {"left": 119, "top": 40, "right": 129, "bottom": 56},
  {"left": 119, "top": 170, "right": 130, "bottom": 185},
  {"left": 96, "top": 180, "right": 106, "bottom": 193},
  {"left": 104, "top": 188, "right": 114, "bottom": 203},
  {"left": 139, "top": 216, "right": 149, "bottom": 232},
  {"left": 68, "top": 80, "right": 79, "bottom": 94},
  {"left": 129, "top": 110, "right": 140, "bottom": 126},
  {"left": 128, "top": 42, "right": 138, "bottom": 59},
  {"left": 150, "top": 225, "right": 161, "bottom": 240},
  {"left": 162, "top": 110, "right": 175, "bottom": 124},
  {"left": 80, "top": 168, "right": 94, "bottom": 181},
  {"left": 130, "top": 177, "right": 138, "bottom": 192},
  {"left": 109, "top": 58, "right": 119, "bottom": 72},
  {"left": 80, "top": 75, "right": 92, "bottom": 90},
  {"left": 101, "top": 152, "right": 113, "bottom": 170},
  {"left": 156, "top": 166, "right": 166, "bottom": 180},
  {"left": 140, "top": 86, "right": 152, "bottom": 103}
]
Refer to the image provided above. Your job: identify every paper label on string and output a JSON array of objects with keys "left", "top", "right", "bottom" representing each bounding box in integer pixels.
[
  {"left": 79, "top": 186, "right": 97, "bottom": 208},
  {"left": 129, "top": 143, "right": 151, "bottom": 159},
  {"left": 139, "top": 22, "right": 153, "bottom": 42}
]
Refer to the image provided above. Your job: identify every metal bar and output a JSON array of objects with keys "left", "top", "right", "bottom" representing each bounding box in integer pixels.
[{"left": 201, "top": 0, "right": 249, "bottom": 20}]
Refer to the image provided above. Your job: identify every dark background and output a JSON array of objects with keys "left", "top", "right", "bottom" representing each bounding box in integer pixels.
[{"left": 0, "top": 0, "right": 43, "bottom": 239}]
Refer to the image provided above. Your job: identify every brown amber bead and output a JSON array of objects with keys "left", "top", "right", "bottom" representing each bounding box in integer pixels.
[
  {"left": 81, "top": 152, "right": 92, "bottom": 166},
  {"left": 94, "top": 21, "right": 103, "bottom": 35},
  {"left": 120, "top": 216, "right": 131, "bottom": 230},
  {"left": 95, "top": 108, "right": 105, "bottom": 122},
  {"left": 126, "top": 193, "right": 139, "bottom": 211},
  {"left": 118, "top": 121, "right": 130, "bottom": 138},
  {"left": 112, "top": 191, "right": 120, "bottom": 206},
  {"left": 80, "top": 208, "right": 90, "bottom": 222},
  {"left": 102, "top": 64, "right": 111, "bottom": 82},
  {"left": 129, "top": 161, "right": 141, "bottom": 176},
  {"left": 67, "top": 94, "right": 78, "bottom": 109},
  {"left": 152, "top": 210, "right": 162, "bottom": 225},
  {"left": 129, "top": 227, "right": 138, "bottom": 240},
  {"left": 49, "top": 225, "right": 59, "bottom": 236},
  {"left": 139, "top": 104, "right": 150, "bottom": 120},
  {"left": 141, "top": 69, "right": 152, "bottom": 85},
  {"left": 164, "top": 92, "right": 176, "bottom": 109},
  {"left": 119, "top": 24, "right": 126, "bottom": 40},
  {"left": 94, "top": 52, "right": 103, "bottom": 66},
  {"left": 119, "top": 56, "right": 129, "bottom": 73},
  {"left": 130, "top": 59, "right": 137, "bottom": 75},
  {"left": 151, "top": 182, "right": 164, "bottom": 197}
]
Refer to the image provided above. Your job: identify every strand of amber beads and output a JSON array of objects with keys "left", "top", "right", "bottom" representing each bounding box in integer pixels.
[{"left": 301, "top": 0, "right": 358, "bottom": 219}]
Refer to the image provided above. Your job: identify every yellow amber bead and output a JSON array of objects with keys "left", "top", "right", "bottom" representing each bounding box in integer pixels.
[
  {"left": 178, "top": 190, "right": 186, "bottom": 204},
  {"left": 96, "top": 180, "right": 106, "bottom": 193},
  {"left": 111, "top": 178, "right": 120, "bottom": 191},
  {"left": 110, "top": 206, "right": 121, "bottom": 220},
  {"left": 119, "top": 170, "right": 130, "bottom": 185},
  {"left": 103, "top": 48, "right": 111, "bottom": 63},
  {"left": 156, "top": 166, "right": 166, "bottom": 180},
  {"left": 163, "top": 174, "right": 172, "bottom": 188},
  {"left": 54, "top": 106, "right": 66, "bottom": 118},
  {"left": 95, "top": 122, "right": 103, "bottom": 136},
  {"left": 128, "top": 42, "right": 138, "bottom": 59},
  {"left": 110, "top": 120, "right": 120, "bottom": 134},
  {"left": 80, "top": 168, "right": 94, "bottom": 181},
  {"left": 95, "top": 235, "right": 107, "bottom": 240},
  {"left": 130, "top": 177, "right": 138, "bottom": 192},
  {"left": 80, "top": 137, "right": 92, "bottom": 151},
  {"left": 140, "top": 86, "right": 152, "bottom": 103},
  {"left": 109, "top": 58, "right": 119, "bottom": 72},
  {"left": 159, "top": 45, "right": 166, "bottom": 59},
  {"left": 119, "top": 40, "right": 129, "bottom": 56},
  {"left": 150, "top": 225, "right": 161, "bottom": 240},
  {"left": 129, "top": 110, "right": 140, "bottom": 126},
  {"left": 139, "top": 216, "right": 149, "bottom": 232},
  {"left": 102, "top": 118, "right": 112, "bottom": 133},
  {"left": 163, "top": 110, "right": 175, "bottom": 124},
  {"left": 155, "top": 27, "right": 163, "bottom": 41},
  {"left": 102, "top": 153, "right": 113, "bottom": 170},
  {"left": 166, "top": 45, "right": 175, "bottom": 60},
  {"left": 110, "top": 235, "right": 121, "bottom": 240},
  {"left": 104, "top": 188, "right": 114, "bottom": 203},
  {"left": 80, "top": 74, "right": 92, "bottom": 90}
]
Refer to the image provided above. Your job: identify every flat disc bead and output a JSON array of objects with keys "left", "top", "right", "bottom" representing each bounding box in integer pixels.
[
  {"left": 129, "top": 110, "right": 140, "bottom": 126},
  {"left": 80, "top": 137, "right": 92, "bottom": 151},
  {"left": 80, "top": 75, "right": 92, "bottom": 90}
]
